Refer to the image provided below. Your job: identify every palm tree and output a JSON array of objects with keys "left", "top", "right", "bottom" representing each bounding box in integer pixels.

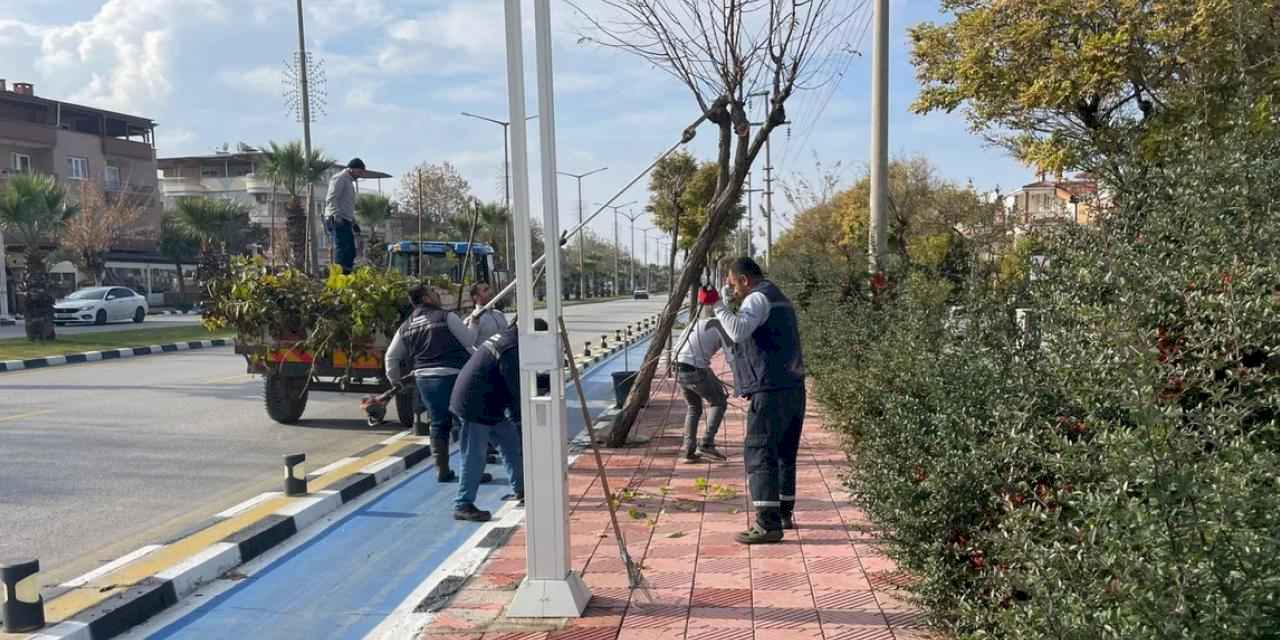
[
  {"left": 356, "top": 193, "right": 394, "bottom": 267},
  {"left": 0, "top": 174, "right": 78, "bottom": 341},
  {"left": 158, "top": 213, "right": 200, "bottom": 300},
  {"left": 261, "top": 141, "right": 332, "bottom": 272},
  {"left": 173, "top": 197, "right": 254, "bottom": 256}
]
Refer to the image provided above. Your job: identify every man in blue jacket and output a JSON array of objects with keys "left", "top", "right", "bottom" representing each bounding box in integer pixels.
[
  {"left": 447, "top": 318, "right": 547, "bottom": 521},
  {"left": 711, "top": 257, "right": 807, "bottom": 544}
]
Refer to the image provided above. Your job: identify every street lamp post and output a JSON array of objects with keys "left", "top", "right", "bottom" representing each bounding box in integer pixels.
[
  {"left": 557, "top": 167, "right": 607, "bottom": 300},
  {"left": 0, "top": 227, "right": 13, "bottom": 325},
  {"left": 619, "top": 209, "right": 644, "bottom": 293},
  {"left": 597, "top": 201, "right": 636, "bottom": 296},
  {"left": 638, "top": 227, "right": 654, "bottom": 292},
  {"left": 869, "top": 0, "right": 890, "bottom": 271},
  {"left": 461, "top": 111, "right": 539, "bottom": 271}
]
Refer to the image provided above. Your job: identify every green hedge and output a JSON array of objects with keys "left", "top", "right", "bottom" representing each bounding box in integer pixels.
[{"left": 795, "top": 123, "right": 1280, "bottom": 638}]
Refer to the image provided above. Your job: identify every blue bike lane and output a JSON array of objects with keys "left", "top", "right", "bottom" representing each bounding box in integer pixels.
[{"left": 139, "top": 336, "right": 658, "bottom": 640}]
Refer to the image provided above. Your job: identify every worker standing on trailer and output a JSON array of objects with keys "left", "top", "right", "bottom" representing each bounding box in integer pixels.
[
  {"left": 673, "top": 295, "right": 730, "bottom": 463},
  {"left": 385, "top": 283, "right": 477, "bottom": 483},
  {"left": 710, "top": 257, "right": 807, "bottom": 544},
  {"left": 324, "top": 158, "right": 367, "bottom": 274},
  {"left": 448, "top": 319, "right": 546, "bottom": 521},
  {"left": 465, "top": 283, "right": 508, "bottom": 346}
]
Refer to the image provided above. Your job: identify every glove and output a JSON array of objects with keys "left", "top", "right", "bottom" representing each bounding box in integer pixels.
[{"left": 697, "top": 286, "right": 720, "bottom": 306}]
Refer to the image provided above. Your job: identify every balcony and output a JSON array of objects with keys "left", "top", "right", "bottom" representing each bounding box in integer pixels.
[
  {"left": 158, "top": 176, "right": 206, "bottom": 197},
  {"left": 0, "top": 120, "right": 56, "bottom": 147},
  {"left": 101, "top": 137, "right": 154, "bottom": 161},
  {"left": 244, "top": 175, "right": 275, "bottom": 195}
]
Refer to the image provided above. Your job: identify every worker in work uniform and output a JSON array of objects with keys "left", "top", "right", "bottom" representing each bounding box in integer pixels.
[
  {"left": 673, "top": 309, "right": 729, "bottom": 463},
  {"left": 385, "top": 284, "right": 478, "bottom": 482},
  {"left": 448, "top": 318, "right": 546, "bottom": 521},
  {"left": 324, "top": 158, "right": 367, "bottom": 274},
  {"left": 466, "top": 283, "right": 508, "bottom": 346},
  {"left": 710, "top": 257, "right": 807, "bottom": 544}
]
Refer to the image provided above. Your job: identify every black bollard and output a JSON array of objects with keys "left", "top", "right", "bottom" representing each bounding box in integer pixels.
[
  {"left": 1, "top": 559, "right": 44, "bottom": 633},
  {"left": 284, "top": 453, "right": 307, "bottom": 496}
]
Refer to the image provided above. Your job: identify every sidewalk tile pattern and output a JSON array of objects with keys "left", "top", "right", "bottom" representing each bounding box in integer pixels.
[{"left": 421, "top": 355, "right": 931, "bottom": 640}]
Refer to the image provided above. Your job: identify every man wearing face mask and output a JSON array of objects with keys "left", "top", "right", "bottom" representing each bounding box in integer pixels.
[{"left": 707, "top": 256, "right": 806, "bottom": 544}]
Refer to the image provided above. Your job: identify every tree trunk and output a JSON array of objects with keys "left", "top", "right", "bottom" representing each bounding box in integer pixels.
[
  {"left": 285, "top": 196, "right": 307, "bottom": 271},
  {"left": 23, "top": 249, "right": 56, "bottom": 342},
  {"left": 608, "top": 167, "right": 744, "bottom": 447}
]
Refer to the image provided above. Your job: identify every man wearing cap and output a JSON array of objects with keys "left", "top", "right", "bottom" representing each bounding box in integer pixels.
[{"left": 325, "top": 158, "right": 367, "bottom": 274}]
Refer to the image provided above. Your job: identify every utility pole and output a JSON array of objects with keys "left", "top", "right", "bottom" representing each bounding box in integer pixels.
[
  {"left": 461, "top": 112, "right": 539, "bottom": 271},
  {"left": 639, "top": 227, "right": 653, "bottom": 291},
  {"left": 744, "top": 174, "right": 763, "bottom": 258},
  {"left": 869, "top": 0, "right": 890, "bottom": 272},
  {"left": 416, "top": 169, "right": 425, "bottom": 275},
  {"left": 294, "top": 0, "right": 316, "bottom": 275},
  {"left": 0, "top": 226, "right": 12, "bottom": 325},
  {"left": 598, "top": 201, "right": 636, "bottom": 296},
  {"left": 557, "top": 167, "right": 607, "bottom": 300},
  {"left": 749, "top": 116, "right": 788, "bottom": 269},
  {"left": 619, "top": 209, "right": 644, "bottom": 293}
]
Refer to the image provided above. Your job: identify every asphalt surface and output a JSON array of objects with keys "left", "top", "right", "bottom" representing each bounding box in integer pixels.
[
  {"left": 0, "top": 315, "right": 204, "bottom": 340},
  {"left": 0, "top": 296, "right": 669, "bottom": 586}
]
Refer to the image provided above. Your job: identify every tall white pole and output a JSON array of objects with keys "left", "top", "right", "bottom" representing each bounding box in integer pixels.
[
  {"left": 869, "top": 0, "right": 889, "bottom": 271},
  {"left": 0, "top": 227, "right": 13, "bottom": 324},
  {"left": 507, "top": 0, "right": 590, "bottom": 617}
]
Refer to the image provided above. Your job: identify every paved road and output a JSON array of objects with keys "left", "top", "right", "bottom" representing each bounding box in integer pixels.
[
  {"left": 0, "top": 296, "right": 669, "bottom": 586},
  {"left": 0, "top": 315, "right": 204, "bottom": 340}
]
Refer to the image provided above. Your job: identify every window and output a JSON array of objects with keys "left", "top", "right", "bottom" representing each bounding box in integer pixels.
[
  {"left": 12, "top": 153, "right": 31, "bottom": 173},
  {"left": 201, "top": 166, "right": 222, "bottom": 177},
  {"left": 67, "top": 156, "right": 89, "bottom": 180},
  {"left": 105, "top": 165, "right": 121, "bottom": 190}
]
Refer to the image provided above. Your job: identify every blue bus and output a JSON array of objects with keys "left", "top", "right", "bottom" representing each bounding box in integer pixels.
[{"left": 385, "top": 241, "right": 509, "bottom": 291}]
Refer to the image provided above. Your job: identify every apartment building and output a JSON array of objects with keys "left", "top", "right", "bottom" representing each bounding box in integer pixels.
[
  {"left": 0, "top": 80, "right": 172, "bottom": 310},
  {"left": 1008, "top": 171, "right": 1101, "bottom": 228}
]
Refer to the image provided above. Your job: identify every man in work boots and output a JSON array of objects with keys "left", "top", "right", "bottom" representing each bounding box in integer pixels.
[
  {"left": 448, "top": 319, "right": 546, "bottom": 521},
  {"left": 711, "top": 257, "right": 807, "bottom": 544},
  {"left": 385, "top": 284, "right": 478, "bottom": 482},
  {"left": 673, "top": 298, "right": 729, "bottom": 463}
]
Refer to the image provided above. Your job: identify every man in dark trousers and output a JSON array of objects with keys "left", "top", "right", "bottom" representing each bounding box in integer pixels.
[
  {"left": 710, "top": 257, "right": 807, "bottom": 544},
  {"left": 324, "top": 158, "right": 367, "bottom": 274},
  {"left": 448, "top": 319, "right": 547, "bottom": 521},
  {"left": 385, "top": 284, "right": 477, "bottom": 482}
]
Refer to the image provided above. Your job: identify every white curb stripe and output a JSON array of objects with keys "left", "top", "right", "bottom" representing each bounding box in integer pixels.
[
  {"left": 156, "top": 542, "right": 241, "bottom": 598},
  {"left": 363, "top": 457, "right": 406, "bottom": 484},
  {"left": 59, "top": 545, "right": 164, "bottom": 588},
  {"left": 216, "top": 492, "right": 282, "bottom": 519},
  {"left": 274, "top": 491, "right": 343, "bottom": 531},
  {"left": 28, "top": 620, "right": 91, "bottom": 640}
]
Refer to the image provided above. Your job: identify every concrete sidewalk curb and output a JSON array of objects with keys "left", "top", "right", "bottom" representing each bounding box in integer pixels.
[
  {"left": 24, "top": 433, "right": 433, "bottom": 640},
  {"left": 0, "top": 339, "right": 230, "bottom": 374},
  {"left": 18, "top": 325, "right": 656, "bottom": 640},
  {"left": 146, "top": 309, "right": 201, "bottom": 317}
]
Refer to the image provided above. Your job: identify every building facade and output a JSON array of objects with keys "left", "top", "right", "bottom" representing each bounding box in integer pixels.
[
  {"left": 0, "top": 80, "right": 171, "bottom": 310},
  {"left": 1008, "top": 172, "right": 1101, "bottom": 229}
]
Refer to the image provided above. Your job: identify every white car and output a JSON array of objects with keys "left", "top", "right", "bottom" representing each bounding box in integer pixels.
[{"left": 53, "top": 287, "right": 149, "bottom": 325}]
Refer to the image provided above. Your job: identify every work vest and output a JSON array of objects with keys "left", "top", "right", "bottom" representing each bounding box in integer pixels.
[
  {"left": 401, "top": 305, "right": 470, "bottom": 373},
  {"left": 450, "top": 328, "right": 520, "bottom": 426},
  {"left": 728, "top": 280, "right": 806, "bottom": 396}
]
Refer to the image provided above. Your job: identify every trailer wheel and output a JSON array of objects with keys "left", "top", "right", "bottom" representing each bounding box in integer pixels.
[
  {"left": 264, "top": 374, "right": 308, "bottom": 424},
  {"left": 395, "top": 385, "right": 418, "bottom": 429}
]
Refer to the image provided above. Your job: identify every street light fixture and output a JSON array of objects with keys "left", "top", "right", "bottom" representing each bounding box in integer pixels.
[
  {"left": 597, "top": 200, "right": 636, "bottom": 296},
  {"left": 619, "top": 209, "right": 645, "bottom": 293},
  {"left": 557, "top": 166, "right": 607, "bottom": 300},
  {"left": 638, "top": 226, "right": 654, "bottom": 292},
  {"left": 460, "top": 111, "right": 539, "bottom": 270}
]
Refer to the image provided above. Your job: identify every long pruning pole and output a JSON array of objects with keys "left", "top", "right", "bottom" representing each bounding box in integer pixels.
[
  {"left": 468, "top": 112, "right": 709, "bottom": 321},
  {"left": 456, "top": 200, "right": 484, "bottom": 311},
  {"left": 557, "top": 316, "right": 643, "bottom": 588}
]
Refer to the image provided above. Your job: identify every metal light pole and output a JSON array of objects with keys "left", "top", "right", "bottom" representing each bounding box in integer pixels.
[
  {"left": 505, "top": 0, "right": 590, "bottom": 617},
  {"left": 461, "top": 111, "right": 539, "bottom": 271},
  {"left": 293, "top": 0, "right": 316, "bottom": 274},
  {"left": 557, "top": 167, "right": 607, "bottom": 300},
  {"left": 0, "top": 227, "right": 13, "bottom": 325},
  {"left": 619, "top": 209, "right": 644, "bottom": 293},
  {"left": 638, "top": 227, "right": 653, "bottom": 291},
  {"left": 869, "top": 0, "right": 890, "bottom": 271},
  {"left": 597, "top": 201, "right": 636, "bottom": 297}
]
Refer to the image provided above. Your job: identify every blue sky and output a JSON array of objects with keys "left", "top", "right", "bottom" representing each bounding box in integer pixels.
[{"left": 2, "top": 0, "right": 1029, "bottom": 244}]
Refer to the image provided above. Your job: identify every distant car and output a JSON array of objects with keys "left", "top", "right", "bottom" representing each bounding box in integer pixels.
[
  {"left": 633, "top": 289, "right": 649, "bottom": 300},
  {"left": 53, "top": 287, "right": 149, "bottom": 325}
]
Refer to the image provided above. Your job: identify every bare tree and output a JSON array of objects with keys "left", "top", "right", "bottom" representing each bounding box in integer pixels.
[
  {"left": 61, "top": 181, "right": 145, "bottom": 286},
  {"left": 569, "top": 0, "right": 864, "bottom": 446}
]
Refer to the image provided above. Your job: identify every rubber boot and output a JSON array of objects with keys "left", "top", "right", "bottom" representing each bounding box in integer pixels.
[
  {"left": 781, "top": 500, "right": 796, "bottom": 530},
  {"left": 433, "top": 436, "right": 457, "bottom": 482}
]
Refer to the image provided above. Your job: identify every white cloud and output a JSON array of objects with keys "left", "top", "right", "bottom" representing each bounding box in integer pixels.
[
  {"left": 433, "top": 84, "right": 502, "bottom": 104},
  {"left": 217, "top": 66, "right": 280, "bottom": 96}
]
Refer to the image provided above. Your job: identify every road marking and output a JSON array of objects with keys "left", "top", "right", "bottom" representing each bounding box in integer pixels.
[
  {"left": 0, "top": 409, "right": 52, "bottom": 422},
  {"left": 60, "top": 545, "right": 164, "bottom": 588}
]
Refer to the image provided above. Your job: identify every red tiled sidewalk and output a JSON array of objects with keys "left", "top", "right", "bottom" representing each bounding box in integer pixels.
[{"left": 421, "top": 354, "right": 930, "bottom": 640}]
